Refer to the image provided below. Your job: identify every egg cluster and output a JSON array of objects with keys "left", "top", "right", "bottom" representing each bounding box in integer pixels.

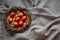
[{"left": 8, "top": 11, "right": 27, "bottom": 28}]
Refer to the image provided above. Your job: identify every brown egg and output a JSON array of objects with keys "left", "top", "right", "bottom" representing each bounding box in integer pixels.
[
  {"left": 21, "top": 16, "right": 27, "bottom": 21},
  {"left": 8, "top": 17, "right": 13, "bottom": 23},
  {"left": 17, "top": 12, "right": 24, "bottom": 17}
]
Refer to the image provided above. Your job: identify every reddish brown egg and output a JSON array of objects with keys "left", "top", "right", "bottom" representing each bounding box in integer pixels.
[
  {"left": 10, "top": 12, "right": 15, "bottom": 17},
  {"left": 14, "top": 17, "right": 20, "bottom": 22},
  {"left": 19, "top": 20, "right": 23, "bottom": 26},
  {"left": 13, "top": 22, "right": 19, "bottom": 27}
]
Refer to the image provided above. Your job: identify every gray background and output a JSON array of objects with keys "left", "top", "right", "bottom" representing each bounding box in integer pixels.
[{"left": 0, "top": 0, "right": 60, "bottom": 40}]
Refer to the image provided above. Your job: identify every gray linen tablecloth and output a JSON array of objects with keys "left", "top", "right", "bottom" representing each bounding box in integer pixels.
[{"left": 0, "top": 0, "right": 60, "bottom": 40}]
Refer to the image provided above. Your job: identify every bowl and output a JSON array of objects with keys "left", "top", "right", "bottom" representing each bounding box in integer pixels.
[{"left": 4, "top": 7, "right": 31, "bottom": 33}]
